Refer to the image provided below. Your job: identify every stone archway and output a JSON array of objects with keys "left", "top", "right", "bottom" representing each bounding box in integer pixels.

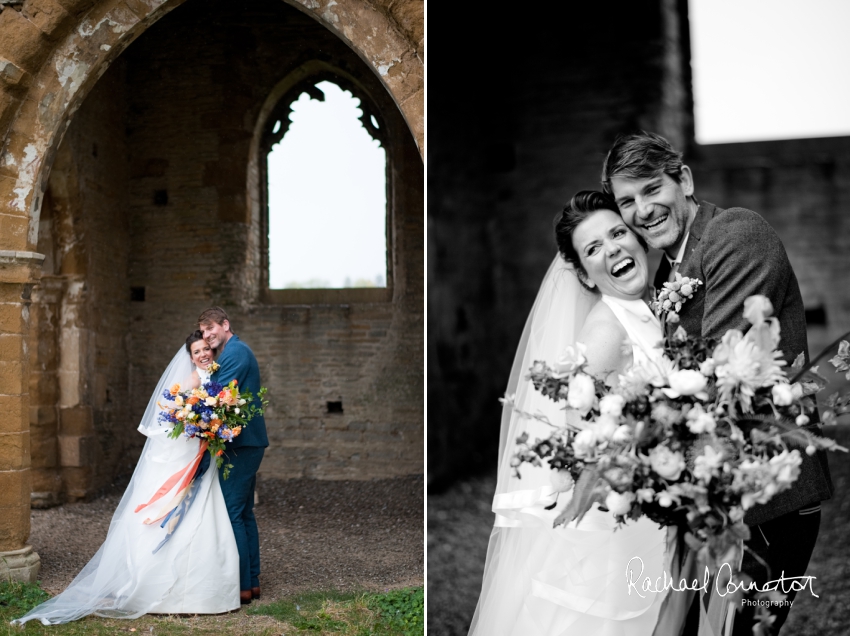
[{"left": 0, "top": 0, "right": 422, "bottom": 580}]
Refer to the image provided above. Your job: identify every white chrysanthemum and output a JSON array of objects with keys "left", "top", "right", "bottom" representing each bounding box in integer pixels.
[{"left": 714, "top": 329, "right": 786, "bottom": 413}]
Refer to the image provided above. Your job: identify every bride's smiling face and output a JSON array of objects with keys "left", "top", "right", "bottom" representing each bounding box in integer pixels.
[
  {"left": 571, "top": 208, "right": 649, "bottom": 301},
  {"left": 190, "top": 340, "right": 213, "bottom": 368}
]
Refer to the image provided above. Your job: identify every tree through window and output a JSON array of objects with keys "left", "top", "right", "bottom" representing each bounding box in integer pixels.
[{"left": 265, "top": 80, "right": 387, "bottom": 289}]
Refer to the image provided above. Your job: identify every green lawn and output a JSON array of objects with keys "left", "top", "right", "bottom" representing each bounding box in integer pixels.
[{"left": 1, "top": 582, "right": 423, "bottom": 636}]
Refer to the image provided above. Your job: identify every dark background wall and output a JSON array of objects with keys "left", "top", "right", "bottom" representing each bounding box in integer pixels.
[{"left": 428, "top": 0, "right": 694, "bottom": 488}]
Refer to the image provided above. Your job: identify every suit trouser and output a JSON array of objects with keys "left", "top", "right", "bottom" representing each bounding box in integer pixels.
[
  {"left": 198, "top": 446, "right": 265, "bottom": 591},
  {"left": 730, "top": 509, "right": 820, "bottom": 636},
  {"left": 683, "top": 508, "right": 820, "bottom": 635}
]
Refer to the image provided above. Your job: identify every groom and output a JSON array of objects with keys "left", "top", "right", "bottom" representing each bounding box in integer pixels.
[
  {"left": 602, "top": 132, "right": 833, "bottom": 635},
  {"left": 198, "top": 306, "right": 269, "bottom": 605}
]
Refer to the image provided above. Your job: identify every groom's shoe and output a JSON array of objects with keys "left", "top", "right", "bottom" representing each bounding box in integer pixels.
[
  {"left": 240, "top": 590, "right": 253, "bottom": 605},
  {"left": 251, "top": 587, "right": 261, "bottom": 600}
]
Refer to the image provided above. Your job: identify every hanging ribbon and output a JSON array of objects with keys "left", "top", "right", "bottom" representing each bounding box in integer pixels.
[{"left": 135, "top": 440, "right": 209, "bottom": 522}]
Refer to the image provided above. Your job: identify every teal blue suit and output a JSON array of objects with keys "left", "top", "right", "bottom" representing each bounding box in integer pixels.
[{"left": 209, "top": 334, "right": 268, "bottom": 591}]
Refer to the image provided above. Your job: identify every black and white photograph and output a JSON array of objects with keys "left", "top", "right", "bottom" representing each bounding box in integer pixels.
[{"left": 428, "top": 1, "right": 850, "bottom": 635}]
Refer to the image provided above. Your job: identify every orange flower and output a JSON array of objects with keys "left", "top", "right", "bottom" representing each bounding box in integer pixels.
[
  {"left": 186, "top": 396, "right": 200, "bottom": 405},
  {"left": 169, "top": 383, "right": 181, "bottom": 396},
  {"left": 216, "top": 449, "right": 224, "bottom": 457}
]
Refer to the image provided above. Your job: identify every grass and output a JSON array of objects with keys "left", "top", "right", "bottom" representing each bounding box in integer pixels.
[
  {"left": 0, "top": 581, "right": 423, "bottom": 635},
  {"left": 247, "top": 587, "right": 424, "bottom": 635}
]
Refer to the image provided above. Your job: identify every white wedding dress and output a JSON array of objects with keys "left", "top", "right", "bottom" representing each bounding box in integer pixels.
[
  {"left": 469, "top": 256, "right": 668, "bottom": 636},
  {"left": 13, "top": 350, "right": 240, "bottom": 626}
]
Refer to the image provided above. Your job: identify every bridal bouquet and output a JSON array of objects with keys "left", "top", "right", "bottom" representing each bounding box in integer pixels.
[
  {"left": 507, "top": 285, "right": 848, "bottom": 626},
  {"left": 158, "top": 378, "right": 268, "bottom": 479}
]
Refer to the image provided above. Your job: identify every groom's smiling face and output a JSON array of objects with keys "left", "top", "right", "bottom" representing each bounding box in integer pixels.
[
  {"left": 200, "top": 319, "right": 231, "bottom": 350},
  {"left": 610, "top": 167, "right": 696, "bottom": 258}
]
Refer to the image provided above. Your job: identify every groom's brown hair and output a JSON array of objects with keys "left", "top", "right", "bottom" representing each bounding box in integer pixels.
[
  {"left": 198, "top": 306, "right": 229, "bottom": 327},
  {"left": 600, "top": 131, "right": 685, "bottom": 194}
]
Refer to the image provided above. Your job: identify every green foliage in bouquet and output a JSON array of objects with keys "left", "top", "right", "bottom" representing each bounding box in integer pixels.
[{"left": 160, "top": 380, "right": 269, "bottom": 479}]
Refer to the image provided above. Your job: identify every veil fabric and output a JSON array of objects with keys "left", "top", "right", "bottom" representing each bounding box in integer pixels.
[
  {"left": 469, "top": 255, "right": 667, "bottom": 636},
  {"left": 13, "top": 348, "right": 240, "bottom": 626}
]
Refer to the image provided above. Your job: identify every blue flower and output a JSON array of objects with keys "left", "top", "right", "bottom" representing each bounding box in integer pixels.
[
  {"left": 162, "top": 390, "right": 174, "bottom": 400},
  {"left": 204, "top": 380, "right": 223, "bottom": 396},
  {"left": 185, "top": 424, "right": 200, "bottom": 436}
]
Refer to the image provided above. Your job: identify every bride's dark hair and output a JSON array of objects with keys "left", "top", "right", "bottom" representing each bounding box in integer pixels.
[
  {"left": 185, "top": 330, "right": 210, "bottom": 355},
  {"left": 554, "top": 191, "right": 618, "bottom": 290}
]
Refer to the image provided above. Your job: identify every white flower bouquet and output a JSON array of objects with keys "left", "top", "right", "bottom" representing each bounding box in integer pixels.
[{"left": 507, "top": 287, "right": 849, "bottom": 630}]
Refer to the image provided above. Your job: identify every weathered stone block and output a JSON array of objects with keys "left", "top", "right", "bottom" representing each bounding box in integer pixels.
[
  {"left": 29, "top": 433, "right": 56, "bottom": 468},
  {"left": 30, "top": 466, "right": 61, "bottom": 494},
  {"left": 0, "top": 545, "right": 40, "bottom": 582},
  {"left": 59, "top": 405, "right": 93, "bottom": 435},
  {"left": 0, "top": 469, "right": 30, "bottom": 507},
  {"left": 0, "top": 432, "right": 30, "bottom": 470},
  {"left": 61, "top": 465, "right": 91, "bottom": 499},
  {"left": 22, "top": 0, "right": 73, "bottom": 40},
  {"left": 0, "top": 505, "right": 31, "bottom": 551},
  {"left": 0, "top": 360, "right": 23, "bottom": 393},
  {"left": 0, "top": 395, "right": 25, "bottom": 434},
  {"left": 58, "top": 434, "right": 92, "bottom": 467},
  {"left": 0, "top": 333, "right": 23, "bottom": 360},
  {"left": 0, "top": 8, "right": 51, "bottom": 74},
  {"left": 0, "top": 215, "right": 30, "bottom": 251},
  {"left": 52, "top": 0, "right": 96, "bottom": 17},
  {"left": 0, "top": 91, "right": 22, "bottom": 145}
]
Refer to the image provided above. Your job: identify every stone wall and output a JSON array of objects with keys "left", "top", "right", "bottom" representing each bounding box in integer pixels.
[
  {"left": 427, "top": 0, "right": 693, "bottom": 485},
  {"left": 22, "top": 0, "right": 422, "bottom": 505}
]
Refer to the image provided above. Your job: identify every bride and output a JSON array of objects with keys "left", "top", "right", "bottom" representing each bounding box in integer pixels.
[
  {"left": 469, "top": 191, "right": 669, "bottom": 635},
  {"left": 13, "top": 332, "right": 240, "bottom": 626}
]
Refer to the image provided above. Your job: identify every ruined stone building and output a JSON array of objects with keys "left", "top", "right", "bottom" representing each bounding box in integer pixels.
[
  {"left": 429, "top": 1, "right": 850, "bottom": 487},
  {"left": 0, "top": 0, "right": 423, "bottom": 581}
]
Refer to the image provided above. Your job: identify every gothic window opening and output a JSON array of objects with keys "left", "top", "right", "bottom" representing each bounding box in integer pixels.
[{"left": 263, "top": 79, "right": 387, "bottom": 290}]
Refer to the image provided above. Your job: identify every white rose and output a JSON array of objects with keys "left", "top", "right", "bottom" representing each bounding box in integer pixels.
[
  {"left": 700, "top": 358, "right": 716, "bottom": 377},
  {"left": 612, "top": 424, "right": 633, "bottom": 444},
  {"left": 656, "top": 491, "right": 675, "bottom": 507},
  {"left": 796, "top": 414, "right": 810, "bottom": 426},
  {"left": 553, "top": 343, "right": 587, "bottom": 377},
  {"left": 568, "top": 373, "right": 596, "bottom": 415},
  {"left": 234, "top": 407, "right": 241, "bottom": 414},
  {"left": 668, "top": 369, "right": 707, "bottom": 397},
  {"left": 238, "top": 398, "right": 247, "bottom": 405},
  {"left": 572, "top": 429, "right": 597, "bottom": 459},
  {"left": 599, "top": 394, "right": 626, "bottom": 417},
  {"left": 550, "top": 470, "right": 574, "bottom": 493},
  {"left": 743, "top": 295, "right": 774, "bottom": 326},
  {"left": 605, "top": 490, "right": 635, "bottom": 516},
  {"left": 592, "top": 414, "right": 618, "bottom": 440},
  {"left": 636, "top": 487, "right": 655, "bottom": 503},
  {"left": 686, "top": 404, "right": 716, "bottom": 434},
  {"left": 649, "top": 446, "right": 686, "bottom": 481},
  {"left": 771, "top": 383, "right": 794, "bottom": 407}
]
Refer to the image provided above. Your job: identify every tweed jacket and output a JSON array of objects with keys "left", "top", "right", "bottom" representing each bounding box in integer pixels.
[
  {"left": 211, "top": 334, "right": 269, "bottom": 449},
  {"left": 654, "top": 201, "right": 833, "bottom": 526}
]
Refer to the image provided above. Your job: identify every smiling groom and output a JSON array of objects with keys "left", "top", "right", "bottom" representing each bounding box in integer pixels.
[
  {"left": 198, "top": 306, "right": 269, "bottom": 605},
  {"left": 602, "top": 131, "right": 833, "bottom": 635}
]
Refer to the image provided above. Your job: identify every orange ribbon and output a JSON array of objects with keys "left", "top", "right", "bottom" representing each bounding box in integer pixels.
[{"left": 134, "top": 440, "right": 209, "bottom": 516}]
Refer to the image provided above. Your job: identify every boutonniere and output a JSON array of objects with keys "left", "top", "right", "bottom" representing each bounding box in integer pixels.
[
  {"left": 651, "top": 273, "right": 703, "bottom": 324},
  {"left": 206, "top": 361, "right": 220, "bottom": 373}
]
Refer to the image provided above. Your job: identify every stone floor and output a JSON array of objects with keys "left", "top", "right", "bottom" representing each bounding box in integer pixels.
[{"left": 28, "top": 475, "right": 424, "bottom": 599}]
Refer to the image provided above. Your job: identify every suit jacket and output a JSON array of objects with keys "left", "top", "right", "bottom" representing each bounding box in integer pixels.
[
  {"left": 654, "top": 201, "right": 832, "bottom": 525},
  {"left": 212, "top": 334, "right": 269, "bottom": 449}
]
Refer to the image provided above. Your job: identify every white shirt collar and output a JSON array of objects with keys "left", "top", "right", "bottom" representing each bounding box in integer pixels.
[{"left": 666, "top": 231, "right": 690, "bottom": 267}]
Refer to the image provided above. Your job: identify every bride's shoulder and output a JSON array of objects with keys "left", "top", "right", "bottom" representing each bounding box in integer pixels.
[{"left": 577, "top": 301, "right": 629, "bottom": 377}]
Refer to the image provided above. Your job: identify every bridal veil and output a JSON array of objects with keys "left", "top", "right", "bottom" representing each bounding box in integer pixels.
[
  {"left": 13, "top": 347, "right": 240, "bottom": 626},
  {"left": 469, "top": 255, "right": 666, "bottom": 636}
]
